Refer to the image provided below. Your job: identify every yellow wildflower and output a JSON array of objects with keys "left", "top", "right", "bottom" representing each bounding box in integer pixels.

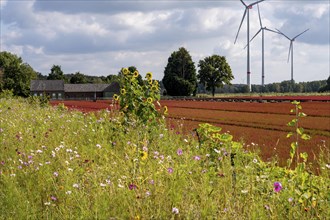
[
  {"left": 147, "top": 97, "right": 153, "bottom": 104},
  {"left": 151, "top": 85, "right": 158, "bottom": 91},
  {"left": 113, "top": 94, "right": 119, "bottom": 101},
  {"left": 145, "top": 72, "right": 152, "bottom": 79},
  {"left": 120, "top": 88, "right": 126, "bottom": 95},
  {"left": 133, "top": 70, "right": 139, "bottom": 78},
  {"left": 163, "top": 106, "right": 168, "bottom": 115},
  {"left": 122, "top": 68, "right": 129, "bottom": 75},
  {"left": 141, "top": 151, "right": 148, "bottom": 160}
]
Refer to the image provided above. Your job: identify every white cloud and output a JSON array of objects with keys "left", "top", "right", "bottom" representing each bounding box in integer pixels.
[{"left": 0, "top": 0, "right": 329, "bottom": 83}]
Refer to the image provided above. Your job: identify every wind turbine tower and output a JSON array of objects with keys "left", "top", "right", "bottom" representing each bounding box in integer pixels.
[
  {"left": 276, "top": 28, "right": 309, "bottom": 86},
  {"left": 234, "top": 0, "right": 265, "bottom": 92},
  {"left": 249, "top": 4, "right": 280, "bottom": 88}
]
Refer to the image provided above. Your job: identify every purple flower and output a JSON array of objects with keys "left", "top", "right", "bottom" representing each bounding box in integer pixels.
[
  {"left": 167, "top": 167, "right": 173, "bottom": 174},
  {"left": 172, "top": 207, "right": 179, "bottom": 214},
  {"left": 177, "top": 148, "right": 183, "bottom": 156},
  {"left": 51, "top": 196, "right": 57, "bottom": 201},
  {"left": 129, "top": 183, "right": 137, "bottom": 190},
  {"left": 193, "top": 156, "right": 201, "bottom": 161},
  {"left": 53, "top": 172, "right": 59, "bottom": 177},
  {"left": 274, "top": 182, "right": 282, "bottom": 192}
]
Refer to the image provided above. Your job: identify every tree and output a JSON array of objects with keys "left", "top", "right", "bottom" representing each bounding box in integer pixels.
[
  {"left": 162, "top": 47, "right": 197, "bottom": 96},
  {"left": 197, "top": 55, "right": 234, "bottom": 97},
  {"left": 319, "top": 76, "right": 330, "bottom": 92},
  {"left": 0, "top": 51, "right": 37, "bottom": 97},
  {"left": 47, "top": 65, "right": 65, "bottom": 81},
  {"left": 70, "top": 72, "right": 88, "bottom": 84}
]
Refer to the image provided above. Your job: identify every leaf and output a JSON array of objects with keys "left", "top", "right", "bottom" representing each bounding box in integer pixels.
[
  {"left": 298, "top": 112, "right": 307, "bottom": 117},
  {"left": 287, "top": 119, "right": 297, "bottom": 127},
  {"left": 290, "top": 109, "right": 295, "bottom": 113},
  {"left": 301, "top": 134, "right": 311, "bottom": 140},
  {"left": 286, "top": 132, "right": 293, "bottom": 138},
  {"left": 302, "top": 192, "right": 311, "bottom": 199},
  {"left": 296, "top": 127, "right": 304, "bottom": 135},
  {"left": 300, "top": 152, "right": 308, "bottom": 162},
  {"left": 291, "top": 142, "right": 298, "bottom": 149},
  {"left": 297, "top": 105, "right": 302, "bottom": 110},
  {"left": 290, "top": 142, "right": 297, "bottom": 159},
  {"left": 295, "top": 189, "right": 302, "bottom": 196},
  {"left": 291, "top": 101, "right": 300, "bottom": 105},
  {"left": 220, "top": 133, "right": 233, "bottom": 142}
]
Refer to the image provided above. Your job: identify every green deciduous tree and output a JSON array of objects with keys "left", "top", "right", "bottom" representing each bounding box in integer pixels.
[
  {"left": 197, "top": 55, "right": 234, "bottom": 97},
  {"left": 318, "top": 76, "right": 330, "bottom": 92},
  {"left": 0, "top": 51, "right": 37, "bottom": 97},
  {"left": 162, "top": 47, "right": 197, "bottom": 96},
  {"left": 47, "top": 65, "right": 65, "bottom": 81},
  {"left": 70, "top": 72, "right": 88, "bottom": 84}
]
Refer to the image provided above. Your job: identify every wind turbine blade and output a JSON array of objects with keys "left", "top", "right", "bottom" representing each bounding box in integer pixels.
[
  {"left": 276, "top": 28, "right": 291, "bottom": 40},
  {"left": 257, "top": 4, "right": 262, "bottom": 27},
  {"left": 249, "top": 0, "right": 265, "bottom": 7},
  {"left": 265, "top": 27, "right": 280, "bottom": 34},
  {"left": 234, "top": 9, "right": 247, "bottom": 44},
  {"left": 243, "top": 28, "right": 261, "bottom": 49},
  {"left": 251, "top": 29, "right": 262, "bottom": 42},
  {"left": 293, "top": 28, "right": 309, "bottom": 40},
  {"left": 287, "top": 42, "right": 293, "bottom": 63},
  {"left": 240, "top": 0, "right": 247, "bottom": 7}
]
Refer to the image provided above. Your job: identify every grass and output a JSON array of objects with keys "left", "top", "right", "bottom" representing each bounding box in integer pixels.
[{"left": 0, "top": 97, "right": 329, "bottom": 219}]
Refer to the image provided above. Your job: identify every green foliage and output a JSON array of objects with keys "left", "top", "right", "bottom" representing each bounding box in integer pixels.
[
  {"left": 198, "top": 55, "right": 234, "bottom": 97},
  {"left": 0, "top": 98, "right": 328, "bottom": 219},
  {"left": 27, "top": 94, "right": 50, "bottom": 107},
  {"left": 47, "top": 65, "right": 65, "bottom": 81},
  {"left": 69, "top": 72, "right": 88, "bottom": 84},
  {"left": 114, "top": 68, "right": 166, "bottom": 125},
  {"left": 286, "top": 101, "right": 311, "bottom": 168},
  {"left": 0, "top": 89, "right": 14, "bottom": 99},
  {"left": 318, "top": 76, "right": 330, "bottom": 92},
  {"left": 0, "top": 51, "right": 37, "bottom": 97},
  {"left": 163, "top": 47, "right": 197, "bottom": 96}
]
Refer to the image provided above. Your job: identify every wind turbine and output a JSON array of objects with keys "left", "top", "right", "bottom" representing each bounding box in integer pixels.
[
  {"left": 276, "top": 28, "right": 309, "bottom": 86},
  {"left": 234, "top": 0, "right": 265, "bottom": 92},
  {"left": 249, "top": 4, "right": 280, "bottom": 88}
]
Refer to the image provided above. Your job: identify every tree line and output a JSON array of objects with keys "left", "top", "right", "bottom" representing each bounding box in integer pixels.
[{"left": 0, "top": 50, "right": 329, "bottom": 97}]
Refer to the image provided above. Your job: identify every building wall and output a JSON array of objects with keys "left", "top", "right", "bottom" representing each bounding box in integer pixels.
[
  {"left": 32, "top": 91, "right": 64, "bottom": 100},
  {"left": 65, "top": 92, "right": 103, "bottom": 100}
]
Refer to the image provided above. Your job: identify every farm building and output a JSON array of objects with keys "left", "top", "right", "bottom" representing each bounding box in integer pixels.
[{"left": 30, "top": 80, "right": 119, "bottom": 100}]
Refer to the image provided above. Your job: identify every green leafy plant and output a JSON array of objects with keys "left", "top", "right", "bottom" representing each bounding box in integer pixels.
[
  {"left": 27, "top": 94, "right": 50, "bottom": 107},
  {"left": 0, "top": 89, "right": 14, "bottom": 99},
  {"left": 114, "top": 68, "right": 167, "bottom": 125},
  {"left": 286, "top": 101, "right": 311, "bottom": 168}
]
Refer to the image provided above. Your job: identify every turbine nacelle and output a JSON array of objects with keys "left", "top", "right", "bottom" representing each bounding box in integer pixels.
[{"left": 234, "top": 0, "right": 265, "bottom": 44}]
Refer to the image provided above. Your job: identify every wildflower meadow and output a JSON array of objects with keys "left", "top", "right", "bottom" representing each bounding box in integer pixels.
[{"left": 0, "top": 69, "right": 329, "bottom": 219}]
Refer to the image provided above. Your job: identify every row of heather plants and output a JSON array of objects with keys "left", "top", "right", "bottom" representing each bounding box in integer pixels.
[{"left": 0, "top": 68, "right": 329, "bottom": 219}]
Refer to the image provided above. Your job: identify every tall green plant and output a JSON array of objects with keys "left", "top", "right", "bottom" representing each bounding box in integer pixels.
[
  {"left": 114, "top": 68, "right": 167, "bottom": 125},
  {"left": 286, "top": 101, "right": 311, "bottom": 168}
]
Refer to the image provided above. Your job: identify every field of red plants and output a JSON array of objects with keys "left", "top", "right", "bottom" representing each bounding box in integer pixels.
[{"left": 51, "top": 98, "right": 330, "bottom": 165}]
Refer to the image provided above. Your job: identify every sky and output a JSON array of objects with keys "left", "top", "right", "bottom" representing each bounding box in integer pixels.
[{"left": 1, "top": 0, "right": 329, "bottom": 85}]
